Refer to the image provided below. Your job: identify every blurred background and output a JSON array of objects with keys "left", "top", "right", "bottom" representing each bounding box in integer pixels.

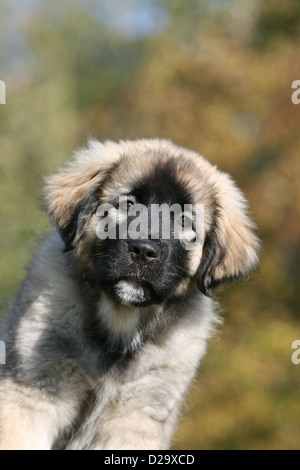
[{"left": 0, "top": 0, "right": 300, "bottom": 450}]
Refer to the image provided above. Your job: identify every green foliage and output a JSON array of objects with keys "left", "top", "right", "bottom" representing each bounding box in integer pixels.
[{"left": 0, "top": 0, "right": 300, "bottom": 449}]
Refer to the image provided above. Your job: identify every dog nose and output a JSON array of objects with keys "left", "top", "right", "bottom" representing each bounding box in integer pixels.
[{"left": 129, "top": 240, "right": 161, "bottom": 263}]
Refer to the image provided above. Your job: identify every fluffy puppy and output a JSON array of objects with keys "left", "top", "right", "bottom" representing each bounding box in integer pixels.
[{"left": 0, "top": 139, "right": 260, "bottom": 450}]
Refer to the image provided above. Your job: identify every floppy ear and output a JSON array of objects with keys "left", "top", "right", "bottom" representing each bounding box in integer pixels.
[
  {"left": 197, "top": 171, "right": 260, "bottom": 296},
  {"left": 44, "top": 139, "right": 121, "bottom": 250}
]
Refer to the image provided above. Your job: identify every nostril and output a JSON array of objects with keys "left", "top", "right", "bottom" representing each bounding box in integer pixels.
[
  {"left": 147, "top": 250, "right": 156, "bottom": 258},
  {"left": 129, "top": 240, "right": 161, "bottom": 262},
  {"left": 132, "top": 246, "right": 140, "bottom": 255}
]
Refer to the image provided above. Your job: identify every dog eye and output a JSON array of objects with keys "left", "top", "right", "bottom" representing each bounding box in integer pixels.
[
  {"left": 126, "top": 200, "right": 135, "bottom": 211},
  {"left": 117, "top": 197, "right": 136, "bottom": 212},
  {"left": 178, "top": 214, "right": 193, "bottom": 229}
]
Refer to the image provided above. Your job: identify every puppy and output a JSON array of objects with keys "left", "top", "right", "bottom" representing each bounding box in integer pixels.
[{"left": 0, "top": 139, "right": 260, "bottom": 450}]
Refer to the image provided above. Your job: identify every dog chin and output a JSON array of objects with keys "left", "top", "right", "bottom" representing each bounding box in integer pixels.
[
  {"left": 99, "top": 277, "right": 166, "bottom": 307},
  {"left": 113, "top": 280, "right": 153, "bottom": 306}
]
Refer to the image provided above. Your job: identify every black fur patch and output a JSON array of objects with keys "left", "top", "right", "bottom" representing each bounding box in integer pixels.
[
  {"left": 60, "top": 187, "right": 101, "bottom": 251},
  {"left": 197, "top": 229, "right": 218, "bottom": 296},
  {"left": 131, "top": 156, "right": 193, "bottom": 207}
]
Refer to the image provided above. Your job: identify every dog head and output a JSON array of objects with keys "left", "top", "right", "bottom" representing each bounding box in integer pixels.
[{"left": 44, "top": 139, "right": 260, "bottom": 307}]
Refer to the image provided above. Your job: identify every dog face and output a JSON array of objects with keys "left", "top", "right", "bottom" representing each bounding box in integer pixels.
[
  {"left": 44, "top": 139, "right": 260, "bottom": 307},
  {"left": 91, "top": 154, "right": 204, "bottom": 307}
]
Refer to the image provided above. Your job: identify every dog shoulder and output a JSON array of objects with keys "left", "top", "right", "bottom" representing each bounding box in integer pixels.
[{"left": 1, "top": 233, "right": 90, "bottom": 384}]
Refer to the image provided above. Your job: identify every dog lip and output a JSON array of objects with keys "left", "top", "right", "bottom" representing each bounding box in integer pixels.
[{"left": 118, "top": 277, "right": 151, "bottom": 289}]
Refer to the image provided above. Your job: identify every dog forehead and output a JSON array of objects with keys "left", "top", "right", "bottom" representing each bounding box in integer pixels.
[
  {"left": 128, "top": 155, "right": 194, "bottom": 205},
  {"left": 101, "top": 150, "right": 202, "bottom": 205}
]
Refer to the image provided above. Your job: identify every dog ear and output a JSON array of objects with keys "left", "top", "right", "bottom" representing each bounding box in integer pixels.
[
  {"left": 197, "top": 171, "right": 260, "bottom": 296},
  {"left": 44, "top": 139, "right": 120, "bottom": 250}
]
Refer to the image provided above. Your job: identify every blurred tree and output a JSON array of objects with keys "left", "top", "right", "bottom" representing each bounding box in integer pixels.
[{"left": 252, "top": 0, "right": 300, "bottom": 49}]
